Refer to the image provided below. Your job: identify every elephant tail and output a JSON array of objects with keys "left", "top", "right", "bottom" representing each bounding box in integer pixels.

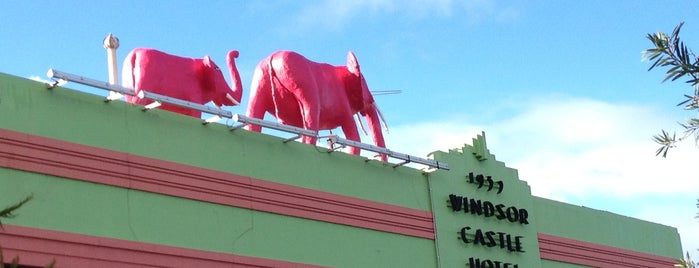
[{"left": 268, "top": 54, "right": 281, "bottom": 119}]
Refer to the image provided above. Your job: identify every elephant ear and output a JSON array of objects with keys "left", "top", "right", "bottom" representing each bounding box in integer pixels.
[
  {"left": 346, "top": 51, "right": 361, "bottom": 76},
  {"left": 200, "top": 55, "right": 217, "bottom": 91},
  {"left": 202, "top": 55, "right": 217, "bottom": 70}
]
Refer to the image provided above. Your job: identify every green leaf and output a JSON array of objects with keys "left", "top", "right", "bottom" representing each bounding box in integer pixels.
[
  {"left": 649, "top": 57, "right": 664, "bottom": 71},
  {"left": 652, "top": 130, "right": 676, "bottom": 158},
  {"left": 672, "top": 22, "right": 685, "bottom": 37}
]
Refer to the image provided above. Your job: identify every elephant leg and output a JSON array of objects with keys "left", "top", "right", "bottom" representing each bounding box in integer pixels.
[
  {"left": 280, "top": 76, "right": 320, "bottom": 145},
  {"left": 245, "top": 67, "right": 272, "bottom": 132},
  {"left": 245, "top": 99, "right": 267, "bottom": 132},
  {"left": 341, "top": 118, "right": 362, "bottom": 155},
  {"left": 300, "top": 103, "right": 320, "bottom": 145}
]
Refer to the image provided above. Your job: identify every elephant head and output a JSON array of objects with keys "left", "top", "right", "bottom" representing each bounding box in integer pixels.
[
  {"left": 245, "top": 50, "right": 389, "bottom": 161},
  {"left": 122, "top": 48, "right": 242, "bottom": 117},
  {"left": 345, "top": 52, "right": 389, "bottom": 160}
]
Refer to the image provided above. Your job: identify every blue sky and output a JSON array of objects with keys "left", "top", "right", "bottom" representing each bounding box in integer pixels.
[{"left": 3, "top": 0, "right": 699, "bottom": 259}]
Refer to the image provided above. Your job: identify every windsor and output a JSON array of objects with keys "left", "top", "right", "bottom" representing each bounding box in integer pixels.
[{"left": 448, "top": 194, "right": 529, "bottom": 225}]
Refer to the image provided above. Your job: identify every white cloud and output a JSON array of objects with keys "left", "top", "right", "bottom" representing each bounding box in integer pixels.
[
  {"left": 496, "top": 98, "right": 698, "bottom": 199},
  {"left": 389, "top": 96, "right": 699, "bottom": 199},
  {"left": 290, "top": 0, "right": 515, "bottom": 32}
]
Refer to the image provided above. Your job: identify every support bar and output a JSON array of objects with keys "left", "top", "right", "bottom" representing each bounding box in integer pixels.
[
  {"left": 327, "top": 135, "right": 391, "bottom": 155},
  {"left": 47, "top": 69, "right": 136, "bottom": 96},
  {"left": 46, "top": 69, "right": 233, "bottom": 119},
  {"left": 327, "top": 135, "right": 449, "bottom": 170},
  {"left": 231, "top": 114, "right": 317, "bottom": 138},
  {"left": 139, "top": 90, "right": 233, "bottom": 119}
]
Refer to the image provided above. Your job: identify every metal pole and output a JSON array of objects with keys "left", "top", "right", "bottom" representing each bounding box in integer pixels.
[{"left": 103, "top": 33, "right": 121, "bottom": 100}]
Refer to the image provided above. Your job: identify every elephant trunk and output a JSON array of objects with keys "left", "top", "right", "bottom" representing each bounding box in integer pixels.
[
  {"left": 226, "top": 50, "right": 243, "bottom": 105},
  {"left": 363, "top": 102, "right": 388, "bottom": 161}
]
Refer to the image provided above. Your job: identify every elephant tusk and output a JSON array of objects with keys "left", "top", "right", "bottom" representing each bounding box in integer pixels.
[
  {"left": 356, "top": 113, "right": 368, "bottom": 136},
  {"left": 226, "top": 93, "right": 240, "bottom": 105},
  {"left": 374, "top": 103, "right": 389, "bottom": 134}
]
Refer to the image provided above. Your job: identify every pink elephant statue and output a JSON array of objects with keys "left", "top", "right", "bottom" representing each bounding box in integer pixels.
[
  {"left": 246, "top": 50, "right": 389, "bottom": 161},
  {"left": 122, "top": 48, "right": 243, "bottom": 117}
]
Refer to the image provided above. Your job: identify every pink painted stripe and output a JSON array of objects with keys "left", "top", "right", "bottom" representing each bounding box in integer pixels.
[
  {"left": 0, "top": 128, "right": 435, "bottom": 239},
  {"left": 538, "top": 233, "right": 678, "bottom": 268},
  {"left": 0, "top": 225, "right": 327, "bottom": 268}
]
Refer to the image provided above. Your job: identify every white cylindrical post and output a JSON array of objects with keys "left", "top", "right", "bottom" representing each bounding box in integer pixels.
[{"left": 103, "top": 33, "right": 121, "bottom": 100}]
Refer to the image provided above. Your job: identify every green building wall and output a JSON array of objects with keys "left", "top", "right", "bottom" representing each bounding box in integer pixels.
[
  {"left": 0, "top": 73, "right": 682, "bottom": 267},
  {"left": 534, "top": 196, "right": 682, "bottom": 268}
]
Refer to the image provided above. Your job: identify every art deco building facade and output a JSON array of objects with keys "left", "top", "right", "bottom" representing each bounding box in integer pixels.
[{"left": 0, "top": 73, "right": 681, "bottom": 267}]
